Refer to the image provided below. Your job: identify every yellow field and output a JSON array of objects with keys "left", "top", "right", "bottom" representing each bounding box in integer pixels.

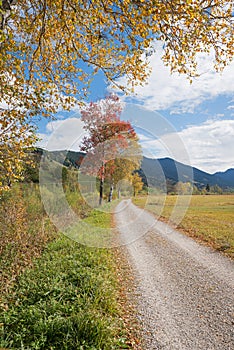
[{"left": 133, "top": 195, "right": 234, "bottom": 259}]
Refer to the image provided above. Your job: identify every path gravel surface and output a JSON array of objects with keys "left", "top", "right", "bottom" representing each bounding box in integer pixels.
[{"left": 115, "top": 199, "right": 234, "bottom": 350}]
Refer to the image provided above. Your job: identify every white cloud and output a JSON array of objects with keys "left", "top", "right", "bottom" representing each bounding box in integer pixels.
[
  {"left": 116, "top": 43, "right": 234, "bottom": 113},
  {"left": 139, "top": 119, "right": 234, "bottom": 173},
  {"left": 36, "top": 118, "right": 86, "bottom": 151},
  {"left": 178, "top": 120, "right": 234, "bottom": 173}
]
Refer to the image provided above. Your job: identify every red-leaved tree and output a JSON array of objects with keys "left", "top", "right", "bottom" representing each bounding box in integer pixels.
[{"left": 80, "top": 94, "right": 141, "bottom": 205}]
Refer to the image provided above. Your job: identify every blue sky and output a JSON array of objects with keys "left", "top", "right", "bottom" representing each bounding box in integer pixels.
[{"left": 37, "top": 44, "right": 234, "bottom": 174}]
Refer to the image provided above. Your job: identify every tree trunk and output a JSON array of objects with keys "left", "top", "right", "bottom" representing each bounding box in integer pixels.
[
  {"left": 99, "top": 177, "right": 104, "bottom": 205},
  {"left": 99, "top": 161, "right": 105, "bottom": 206},
  {"left": 108, "top": 184, "right": 114, "bottom": 202}
]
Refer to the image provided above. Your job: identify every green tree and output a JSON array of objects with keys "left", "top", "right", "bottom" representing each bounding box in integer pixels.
[{"left": 1, "top": 0, "right": 233, "bottom": 192}]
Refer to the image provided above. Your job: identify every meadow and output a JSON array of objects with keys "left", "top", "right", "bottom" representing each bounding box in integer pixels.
[{"left": 133, "top": 194, "right": 234, "bottom": 258}]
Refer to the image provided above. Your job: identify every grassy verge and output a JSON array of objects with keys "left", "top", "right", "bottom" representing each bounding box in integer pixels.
[
  {"left": 0, "top": 238, "right": 127, "bottom": 348},
  {"left": 133, "top": 194, "right": 234, "bottom": 259},
  {"left": 0, "top": 185, "right": 134, "bottom": 349},
  {"left": 0, "top": 184, "right": 57, "bottom": 295}
]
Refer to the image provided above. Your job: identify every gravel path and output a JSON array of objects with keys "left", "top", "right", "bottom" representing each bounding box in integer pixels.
[{"left": 115, "top": 199, "right": 234, "bottom": 350}]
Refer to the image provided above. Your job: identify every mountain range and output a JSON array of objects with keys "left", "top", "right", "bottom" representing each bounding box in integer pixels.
[
  {"left": 140, "top": 157, "right": 234, "bottom": 190},
  {"left": 35, "top": 149, "right": 234, "bottom": 190}
]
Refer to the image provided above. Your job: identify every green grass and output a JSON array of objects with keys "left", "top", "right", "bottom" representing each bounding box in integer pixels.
[
  {"left": 63, "top": 193, "right": 121, "bottom": 247},
  {"left": 0, "top": 210, "right": 130, "bottom": 349},
  {"left": 0, "top": 185, "right": 132, "bottom": 349},
  {"left": 133, "top": 194, "right": 234, "bottom": 258}
]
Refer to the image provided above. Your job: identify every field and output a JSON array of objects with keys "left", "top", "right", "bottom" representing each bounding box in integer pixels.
[{"left": 133, "top": 194, "right": 234, "bottom": 259}]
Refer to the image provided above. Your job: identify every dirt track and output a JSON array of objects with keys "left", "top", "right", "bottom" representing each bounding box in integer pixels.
[{"left": 115, "top": 199, "right": 234, "bottom": 350}]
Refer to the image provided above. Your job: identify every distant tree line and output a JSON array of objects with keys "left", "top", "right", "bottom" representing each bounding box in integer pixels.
[{"left": 166, "top": 181, "right": 225, "bottom": 195}]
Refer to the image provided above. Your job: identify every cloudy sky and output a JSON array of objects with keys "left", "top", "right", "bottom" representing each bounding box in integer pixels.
[{"left": 38, "top": 44, "right": 234, "bottom": 174}]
